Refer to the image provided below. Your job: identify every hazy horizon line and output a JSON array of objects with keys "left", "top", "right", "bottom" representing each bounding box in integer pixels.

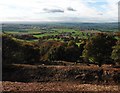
[{"left": 1, "top": 21, "right": 118, "bottom": 24}]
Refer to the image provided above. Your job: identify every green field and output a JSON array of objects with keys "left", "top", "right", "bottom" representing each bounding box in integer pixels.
[{"left": 4, "top": 28, "right": 120, "bottom": 42}]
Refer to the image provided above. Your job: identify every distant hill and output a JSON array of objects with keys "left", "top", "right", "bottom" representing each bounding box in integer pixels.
[{"left": 2, "top": 22, "right": 118, "bottom": 32}]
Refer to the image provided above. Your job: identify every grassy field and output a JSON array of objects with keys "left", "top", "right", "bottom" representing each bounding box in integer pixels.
[
  {"left": 4, "top": 28, "right": 91, "bottom": 38},
  {"left": 5, "top": 28, "right": 120, "bottom": 42}
]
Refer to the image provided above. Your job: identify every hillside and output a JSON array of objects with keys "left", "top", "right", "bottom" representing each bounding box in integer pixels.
[{"left": 2, "top": 64, "right": 120, "bottom": 92}]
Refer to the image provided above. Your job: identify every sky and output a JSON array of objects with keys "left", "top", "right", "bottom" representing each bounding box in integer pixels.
[{"left": 0, "top": 0, "right": 119, "bottom": 23}]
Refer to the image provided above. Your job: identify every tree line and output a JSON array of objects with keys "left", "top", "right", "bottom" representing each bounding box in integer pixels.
[{"left": 2, "top": 33, "right": 120, "bottom": 67}]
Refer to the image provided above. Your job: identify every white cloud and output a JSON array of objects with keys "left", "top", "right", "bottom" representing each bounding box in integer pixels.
[{"left": 0, "top": 0, "right": 119, "bottom": 22}]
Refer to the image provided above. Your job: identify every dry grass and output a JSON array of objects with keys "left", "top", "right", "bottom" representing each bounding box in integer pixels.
[
  {"left": 2, "top": 81, "right": 120, "bottom": 92},
  {"left": 2, "top": 64, "right": 120, "bottom": 92},
  {"left": 12, "top": 64, "right": 120, "bottom": 72}
]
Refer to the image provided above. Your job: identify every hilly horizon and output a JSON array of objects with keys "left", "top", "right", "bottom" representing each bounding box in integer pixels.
[{"left": 2, "top": 22, "right": 118, "bottom": 32}]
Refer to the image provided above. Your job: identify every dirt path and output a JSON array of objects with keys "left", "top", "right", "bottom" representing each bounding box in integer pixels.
[{"left": 2, "top": 81, "right": 120, "bottom": 92}]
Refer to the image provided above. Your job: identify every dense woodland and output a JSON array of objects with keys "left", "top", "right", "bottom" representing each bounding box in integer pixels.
[{"left": 3, "top": 32, "right": 120, "bottom": 67}]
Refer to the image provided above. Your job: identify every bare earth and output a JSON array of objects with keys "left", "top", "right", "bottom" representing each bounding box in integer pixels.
[{"left": 2, "top": 81, "right": 120, "bottom": 92}]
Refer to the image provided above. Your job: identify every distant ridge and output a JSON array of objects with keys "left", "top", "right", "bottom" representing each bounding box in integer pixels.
[{"left": 2, "top": 22, "right": 118, "bottom": 32}]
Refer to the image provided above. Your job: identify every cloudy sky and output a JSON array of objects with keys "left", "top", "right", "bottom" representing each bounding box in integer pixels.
[{"left": 0, "top": 0, "right": 119, "bottom": 22}]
